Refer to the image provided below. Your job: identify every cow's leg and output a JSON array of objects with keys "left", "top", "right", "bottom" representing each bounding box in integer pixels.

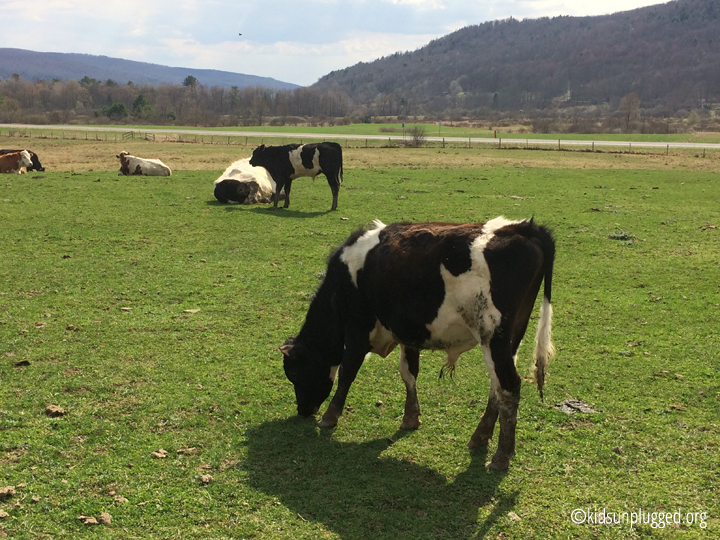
[
  {"left": 471, "top": 341, "right": 521, "bottom": 471},
  {"left": 399, "top": 345, "right": 421, "bottom": 430},
  {"left": 271, "top": 180, "right": 285, "bottom": 210},
  {"left": 318, "top": 336, "right": 369, "bottom": 428},
  {"left": 325, "top": 173, "right": 340, "bottom": 211},
  {"left": 468, "top": 377, "right": 499, "bottom": 448},
  {"left": 283, "top": 180, "right": 292, "bottom": 208}
]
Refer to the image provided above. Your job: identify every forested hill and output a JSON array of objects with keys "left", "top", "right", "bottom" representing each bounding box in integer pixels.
[
  {"left": 312, "top": 0, "right": 719, "bottom": 114},
  {"left": 0, "top": 48, "right": 299, "bottom": 91}
]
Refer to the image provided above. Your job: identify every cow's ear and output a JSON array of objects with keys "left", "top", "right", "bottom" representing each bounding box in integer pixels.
[{"left": 279, "top": 336, "right": 296, "bottom": 357}]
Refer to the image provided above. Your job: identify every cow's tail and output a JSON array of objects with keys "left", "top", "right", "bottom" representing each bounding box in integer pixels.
[
  {"left": 531, "top": 223, "right": 555, "bottom": 401},
  {"left": 338, "top": 145, "right": 344, "bottom": 186}
]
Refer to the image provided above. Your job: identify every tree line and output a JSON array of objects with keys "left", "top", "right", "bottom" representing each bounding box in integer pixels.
[{"left": 0, "top": 74, "right": 354, "bottom": 127}]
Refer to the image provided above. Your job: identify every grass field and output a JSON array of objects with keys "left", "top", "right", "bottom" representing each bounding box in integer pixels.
[
  {"left": 4, "top": 122, "right": 720, "bottom": 147},
  {"left": 1, "top": 135, "right": 718, "bottom": 539}
]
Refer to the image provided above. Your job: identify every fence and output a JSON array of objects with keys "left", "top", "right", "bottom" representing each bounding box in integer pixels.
[{"left": 0, "top": 127, "right": 717, "bottom": 157}]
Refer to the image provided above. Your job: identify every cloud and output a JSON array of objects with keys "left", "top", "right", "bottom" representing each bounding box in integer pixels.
[
  {"left": 0, "top": 0, "right": 667, "bottom": 86},
  {"left": 159, "top": 30, "right": 439, "bottom": 85}
]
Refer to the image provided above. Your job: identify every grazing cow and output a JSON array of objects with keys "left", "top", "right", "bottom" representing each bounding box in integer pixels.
[
  {"left": 0, "top": 149, "right": 45, "bottom": 171},
  {"left": 213, "top": 158, "right": 285, "bottom": 205},
  {"left": 116, "top": 151, "right": 172, "bottom": 176},
  {"left": 280, "top": 217, "right": 555, "bottom": 470},
  {"left": 249, "top": 142, "right": 343, "bottom": 210},
  {"left": 0, "top": 150, "right": 33, "bottom": 174}
]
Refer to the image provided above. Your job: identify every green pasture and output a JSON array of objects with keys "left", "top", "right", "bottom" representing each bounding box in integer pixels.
[{"left": 1, "top": 149, "right": 718, "bottom": 538}]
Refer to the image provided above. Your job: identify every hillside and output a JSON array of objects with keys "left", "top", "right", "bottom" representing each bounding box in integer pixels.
[
  {"left": 312, "top": 0, "right": 720, "bottom": 115},
  {"left": 0, "top": 48, "right": 299, "bottom": 90}
]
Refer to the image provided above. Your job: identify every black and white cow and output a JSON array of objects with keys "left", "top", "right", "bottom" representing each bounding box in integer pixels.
[
  {"left": 0, "top": 149, "right": 45, "bottom": 171},
  {"left": 214, "top": 158, "right": 283, "bottom": 204},
  {"left": 249, "top": 142, "right": 343, "bottom": 211},
  {"left": 280, "top": 217, "right": 555, "bottom": 470}
]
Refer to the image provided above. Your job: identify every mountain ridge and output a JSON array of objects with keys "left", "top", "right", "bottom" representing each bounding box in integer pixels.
[{"left": 0, "top": 48, "right": 299, "bottom": 90}]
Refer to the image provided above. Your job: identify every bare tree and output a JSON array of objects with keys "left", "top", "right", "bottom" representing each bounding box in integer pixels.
[{"left": 619, "top": 93, "right": 641, "bottom": 133}]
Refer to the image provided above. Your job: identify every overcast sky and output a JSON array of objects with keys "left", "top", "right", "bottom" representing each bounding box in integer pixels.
[{"left": 1, "top": 0, "right": 667, "bottom": 87}]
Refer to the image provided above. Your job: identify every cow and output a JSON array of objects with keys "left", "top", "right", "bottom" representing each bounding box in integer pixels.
[
  {"left": 0, "top": 149, "right": 45, "bottom": 172},
  {"left": 213, "top": 158, "right": 285, "bottom": 205},
  {"left": 116, "top": 152, "right": 172, "bottom": 176},
  {"left": 0, "top": 150, "right": 33, "bottom": 174},
  {"left": 280, "top": 216, "right": 555, "bottom": 470},
  {"left": 249, "top": 142, "right": 343, "bottom": 211}
]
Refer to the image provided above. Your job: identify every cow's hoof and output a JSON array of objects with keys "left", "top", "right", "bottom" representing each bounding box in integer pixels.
[
  {"left": 317, "top": 418, "right": 338, "bottom": 429},
  {"left": 486, "top": 453, "right": 511, "bottom": 471},
  {"left": 467, "top": 436, "right": 491, "bottom": 449},
  {"left": 399, "top": 417, "right": 421, "bottom": 430}
]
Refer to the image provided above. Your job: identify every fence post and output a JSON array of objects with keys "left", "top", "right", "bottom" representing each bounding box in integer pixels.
[
  {"left": 666, "top": 144, "right": 669, "bottom": 155},
  {"left": 558, "top": 139, "right": 561, "bottom": 150},
  {"left": 592, "top": 141, "right": 595, "bottom": 151},
  {"left": 498, "top": 138, "right": 502, "bottom": 149}
]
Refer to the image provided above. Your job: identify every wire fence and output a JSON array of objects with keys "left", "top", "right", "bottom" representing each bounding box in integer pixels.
[{"left": 1, "top": 127, "right": 717, "bottom": 157}]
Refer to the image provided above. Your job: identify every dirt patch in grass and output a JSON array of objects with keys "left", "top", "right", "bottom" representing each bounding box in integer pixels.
[{"left": 2, "top": 135, "right": 719, "bottom": 174}]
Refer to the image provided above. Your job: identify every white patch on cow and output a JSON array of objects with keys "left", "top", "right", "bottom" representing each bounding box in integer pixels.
[
  {"left": 425, "top": 217, "right": 520, "bottom": 351},
  {"left": 118, "top": 152, "right": 172, "bottom": 176},
  {"left": 481, "top": 343, "right": 501, "bottom": 396},
  {"left": 340, "top": 220, "right": 386, "bottom": 286},
  {"left": 329, "top": 365, "right": 339, "bottom": 382},
  {"left": 398, "top": 346, "right": 415, "bottom": 390},
  {"left": 19, "top": 150, "right": 32, "bottom": 170},
  {"left": 368, "top": 319, "right": 397, "bottom": 358},
  {"left": 288, "top": 146, "right": 321, "bottom": 179},
  {"left": 214, "top": 158, "right": 277, "bottom": 203}
]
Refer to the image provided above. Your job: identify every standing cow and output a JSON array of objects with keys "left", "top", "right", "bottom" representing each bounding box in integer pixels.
[
  {"left": 0, "top": 149, "right": 45, "bottom": 172},
  {"left": 280, "top": 217, "right": 555, "bottom": 470},
  {"left": 249, "top": 142, "right": 343, "bottom": 211},
  {"left": 116, "top": 151, "right": 172, "bottom": 176},
  {"left": 0, "top": 150, "right": 33, "bottom": 174}
]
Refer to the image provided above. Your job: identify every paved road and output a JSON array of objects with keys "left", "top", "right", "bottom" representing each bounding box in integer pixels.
[{"left": 2, "top": 123, "right": 719, "bottom": 150}]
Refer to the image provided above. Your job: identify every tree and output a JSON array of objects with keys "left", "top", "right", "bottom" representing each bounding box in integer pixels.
[
  {"left": 619, "top": 92, "right": 641, "bottom": 133},
  {"left": 183, "top": 75, "right": 199, "bottom": 87},
  {"left": 102, "top": 102, "right": 129, "bottom": 120},
  {"left": 132, "top": 93, "right": 153, "bottom": 118},
  {"left": 407, "top": 125, "right": 427, "bottom": 147}
]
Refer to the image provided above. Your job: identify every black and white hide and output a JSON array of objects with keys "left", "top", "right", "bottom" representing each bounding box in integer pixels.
[
  {"left": 213, "top": 158, "right": 283, "bottom": 204},
  {"left": 279, "top": 217, "right": 556, "bottom": 470}
]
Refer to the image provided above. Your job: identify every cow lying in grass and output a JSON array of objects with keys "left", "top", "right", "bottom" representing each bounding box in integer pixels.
[
  {"left": 0, "top": 150, "right": 33, "bottom": 174},
  {"left": 280, "top": 217, "right": 555, "bottom": 470},
  {"left": 213, "top": 158, "right": 284, "bottom": 204},
  {"left": 0, "top": 149, "right": 45, "bottom": 171},
  {"left": 116, "top": 151, "right": 172, "bottom": 176},
  {"left": 249, "top": 142, "right": 343, "bottom": 210}
]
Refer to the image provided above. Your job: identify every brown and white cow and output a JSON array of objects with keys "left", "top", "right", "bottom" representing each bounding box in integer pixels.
[
  {"left": 280, "top": 217, "right": 555, "bottom": 470},
  {"left": 214, "top": 158, "right": 283, "bottom": 204},
  {"left": 116, "top": 152, "right": 172, "bottom": 176},
  {"left": 0, "top": 150, "right": 33, "bottom": 174},
  {"left": 0, "top": 149, "right": 45, "bottom": 172}
]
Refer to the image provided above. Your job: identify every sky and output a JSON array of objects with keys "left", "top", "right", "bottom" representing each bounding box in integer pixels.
[{"left": 1, "top": 0, "right": 668, "bottom": 87}]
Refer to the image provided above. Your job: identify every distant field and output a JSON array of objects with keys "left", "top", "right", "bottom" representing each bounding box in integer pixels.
[
  {"left": 0, "top": 137, "right": 718, "bottom": 539},
  {"left": 3, "top": 122, "right": 720, "bottom": 145}
]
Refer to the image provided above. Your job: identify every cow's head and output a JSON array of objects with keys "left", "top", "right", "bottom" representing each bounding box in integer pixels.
[
  {"left": 248, "top": 145, "right": 265, "bottom": 167},
  {"left": 116, "top": 152, "right": 130, "bottom": 174},
  {"left": 19, "top": 150, "right": 33, "bottom": 170},
  {"left": 280, "top": 336, "right": 334, "bottom": 417},
  {"left": 29, "top": 153, "right": 45, "bottom": 172}
]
